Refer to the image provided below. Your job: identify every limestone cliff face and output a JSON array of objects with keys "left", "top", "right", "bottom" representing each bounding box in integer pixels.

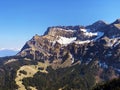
[{"left": 17, "top": 19, "right": 120, "bottom": 71}]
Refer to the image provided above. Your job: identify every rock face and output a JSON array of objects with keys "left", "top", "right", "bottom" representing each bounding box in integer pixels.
[{"left": 17, "top": 19, "right": 120, "bottom": 72}]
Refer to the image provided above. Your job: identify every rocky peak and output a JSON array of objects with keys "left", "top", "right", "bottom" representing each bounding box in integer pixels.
[
  {"left": 32, "top": 34, "right": 40, "bottom": 40},
  {"left": 94, "top": 20, "right": 107, "bottom": 25},
  {"left": 112, "top": 19, "right": 120, "bottom": 24},
  {"left": 44, "top": 27, "right": 73, "bottom": 38},
  {"left": 110, "top": 19, "right": 120, "bottom": 30},
  {"left": 101, "top": 19, "right": 120, "bottom": 38},
  {"left": 86, "top": 20, "right": 108, "bottom": 31}
]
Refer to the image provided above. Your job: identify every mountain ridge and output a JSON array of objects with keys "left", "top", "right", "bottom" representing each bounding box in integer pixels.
[
  {"left": 0, "top": 19, "right": 120, "bottom": 90},
  {"left": 16, "top": 19, "right": 120, "bottom": 70}
]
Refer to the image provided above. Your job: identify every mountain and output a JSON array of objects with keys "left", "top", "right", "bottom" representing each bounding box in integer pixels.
[
  {"left": 0, "top": 49, "right": 19, "bottom": 57},
  {"left": 0, "top": 19, "right": 120, "bottom": 90},
  {"left": 86, "top": 20, "right": 108, "bottom": 31}
]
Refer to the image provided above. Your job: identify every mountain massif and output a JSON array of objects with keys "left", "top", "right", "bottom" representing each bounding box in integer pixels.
[{"left": 0, "top": 19, "right": 120, "bottom": 90}]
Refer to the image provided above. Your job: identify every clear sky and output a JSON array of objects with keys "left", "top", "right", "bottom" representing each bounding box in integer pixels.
[{"left": 0, "top": 0, "right": 120, "bottom": 50}]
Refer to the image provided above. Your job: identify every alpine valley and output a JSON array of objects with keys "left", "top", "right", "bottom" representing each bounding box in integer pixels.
[{"left": 0, "top": 19, "right": 120, "bottom": 90}]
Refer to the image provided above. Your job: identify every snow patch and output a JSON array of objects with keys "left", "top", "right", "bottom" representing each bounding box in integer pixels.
[
  {"left": 64, "top": 29, "right": 75, "bottom": 32},
  {"left": 80, "top": 29, "right": 87, "bottom": 32},
  {"left": 57, "top": 36, "right": 77, "bottom": 45},
  {"left": 84, "top": 32, "right": 98, "bottom": 37},
  {"left": 56, "top": 28, "right": 75, "bottom": 32},
  {"left": 81, "top": 29, "right": 97, "bottom": 37},
  {"left": 80, "top": 29, "right": 104, "bottom": 40},
  {"left": 52, "top": 29, "right": 104, "bottom": 45},
  {"left": 75, "top": 40, "right": 91, "bottom": 44}
]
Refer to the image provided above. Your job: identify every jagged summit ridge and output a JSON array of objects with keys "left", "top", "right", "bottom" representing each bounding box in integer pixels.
[
  {"left": 91, "top": 20, "right": 108, "bottom": 27},
  {"left": 43, "top": 25, "right": 85, "bottom": 37},
  {"left": 18, "top": 19, "right": 120, "bottom": 67}
]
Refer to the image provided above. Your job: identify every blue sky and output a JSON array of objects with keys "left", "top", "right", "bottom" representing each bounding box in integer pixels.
[{"left": 0, "top": 0, "right": 120, "bottom": 50}]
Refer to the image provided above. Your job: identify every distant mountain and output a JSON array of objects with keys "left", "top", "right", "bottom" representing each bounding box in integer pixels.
[
  {"left": 0, "top": 49, "right": 19, "bottom": 57},
  {"left": 0, "top": 19, "right": 120, "bottom": 90}
]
